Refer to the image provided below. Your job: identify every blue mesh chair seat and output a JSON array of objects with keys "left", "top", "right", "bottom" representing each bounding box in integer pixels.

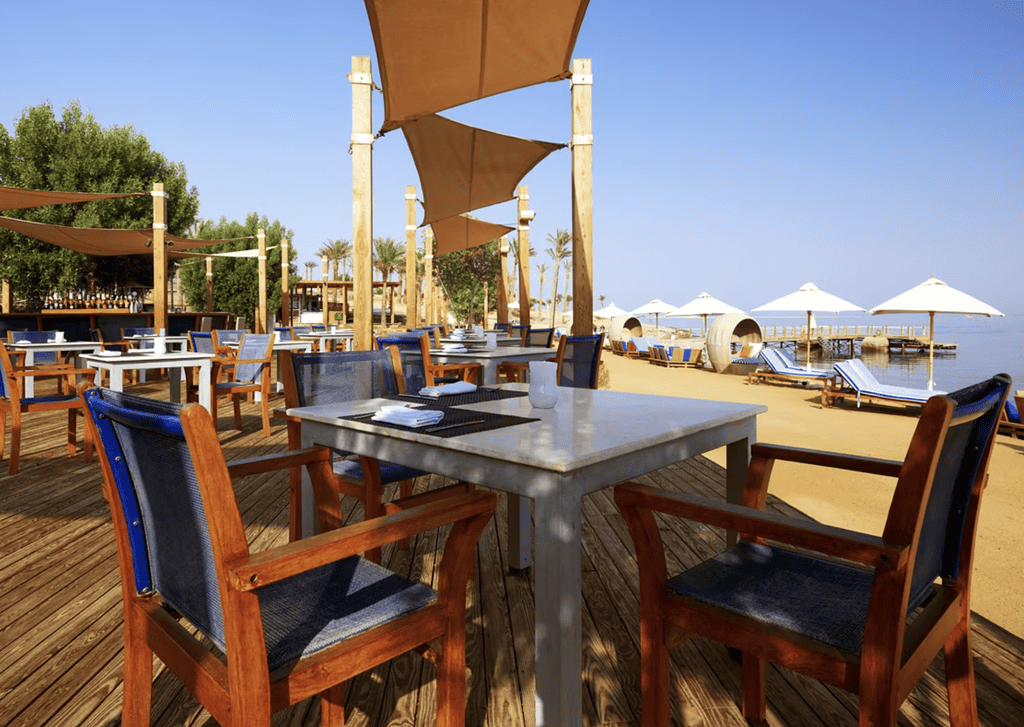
[
  {"left": 0, "top": 341, "right": 94, "bottom": 474},
  {"left": 83, "top": 385, "right": 495, "bottom": 727},
  {"left": 279, "top": 348, "right": 432, "bottom": 552},
  {"left": 615, "top": 373, "right": 1011, "bottom": 727},
  {"left": 211, "top": 333, "right": 275, "bottom": 437}
]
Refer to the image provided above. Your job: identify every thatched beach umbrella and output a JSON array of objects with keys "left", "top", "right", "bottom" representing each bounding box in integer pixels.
[
  {"left": 870, "top": 276, "right": 1004, "bottom": 389},
  {"left": 753, "top": 282, "right": 865, "bottom": 367}
]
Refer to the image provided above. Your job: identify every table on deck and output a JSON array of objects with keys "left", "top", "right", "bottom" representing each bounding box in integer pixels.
[
  {"left": 8, "top": 340, "right": 103, "bottom": 397},
  {"left": 81, "top": 351, "right": 214, "bottom": 411},
  {"left": 429, "top": 345, "right": 556, "bottom": 385},
  {"left": 289, "top": 384, "right": 765, "bottom": 727},
  {"left": 297, "top": 330, "right": 354, "bottom": 352}
]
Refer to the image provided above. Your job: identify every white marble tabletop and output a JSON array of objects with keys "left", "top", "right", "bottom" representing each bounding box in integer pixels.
[{"left": 289, "top": 384, "right": 765, "bottom": 727}]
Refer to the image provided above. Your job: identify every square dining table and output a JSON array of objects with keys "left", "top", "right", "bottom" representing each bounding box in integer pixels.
[
  {"left": 81, "top": 351, "right": 214, "bottom": 411},
  {"left": 429, "top": 345, "right": 558, "bottom": 385},
  {"left": 288, "top": 384, "right": 766, "bottom": 726},
  {"left": 8, "top": 340, "right": 104, "bottom": 397}
]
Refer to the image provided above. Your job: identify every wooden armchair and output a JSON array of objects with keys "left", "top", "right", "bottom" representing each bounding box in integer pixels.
[
  {"left": 211, "top": 333, "right": 275, "bottom": 437},
  {"left": 997, "top": 389, "right": 1023, "bottom": 438},
  {"left": 615, "top": 373, "right": 1011, "bottom": 727},
  {"left": 0, "top": 341, "right": 94, "bottom": 475},
  {"left": 82, "top": 385, "right": 496, "bottom": 727},
  {"left": 497, "top": 327, "right": 555, "bottom": 383}
]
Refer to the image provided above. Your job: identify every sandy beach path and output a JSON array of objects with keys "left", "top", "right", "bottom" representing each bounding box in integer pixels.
[{"left": 602, "top": 351, "right": 1023, "bottom": 638}]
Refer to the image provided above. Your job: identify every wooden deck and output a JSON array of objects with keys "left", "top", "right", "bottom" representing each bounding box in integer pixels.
[{"left": 2, "top": 378, "right": 1023, "bottom": 727}]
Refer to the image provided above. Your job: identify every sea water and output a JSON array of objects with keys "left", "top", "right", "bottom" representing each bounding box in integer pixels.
[{"left": 750, "top": 314, "right": 1024, "bottom": 393}]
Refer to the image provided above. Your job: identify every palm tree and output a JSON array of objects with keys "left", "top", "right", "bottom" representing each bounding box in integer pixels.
[
  {"left": 374, "top": 237, "right": 403, "bottom": 325},
  {"left": 304, "top": 261, "right": 316, "bottom": 280},
  {"left": 537, "top": 263, "right": 548, "bottom": 315},
  {"left": 599, "top": 294, "right": 606, "bottom": 308},
  {"left": 546, "top": 229, "right": 571, "bottom": 326}
]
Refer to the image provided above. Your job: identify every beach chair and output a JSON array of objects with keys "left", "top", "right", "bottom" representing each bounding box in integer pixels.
[
  {"left": 0, "top": 341, "right": 94, "bottom": 475},
  {"left": 997, "top": 390, "right": 1024, "bottom": 438},
  {"left": 666, "top": 347, "right": 703, "bottom": 369},
  {"left": 210, "top": 333, "right": 275, "bottom": 436},
  {"left": 82, "top": 385, "right": 495, "bottom": 727},
  {"left": 615, "top": 373, "right": 1011, "bottom": 727},
  {"left": 626, "top": 336, "right": 651, "bottom": 359},
  {"left": 648, "top": 345, "right": 669, "bottom": 366},
  {"left": 278, "top": 348, "right": 438, "bottom": 552},
  {"left": 748, "top": 348, "right": 833, "bottom": 387},
  {"left": 823, "top": 359, "right": 945, "bottom": 410}
]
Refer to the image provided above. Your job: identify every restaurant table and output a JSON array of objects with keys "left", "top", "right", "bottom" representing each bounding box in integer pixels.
[
  {"left": 288, "top": 384, "right": 765, "bottom": 726},
  {"left": 8, "top": 340, "right": 104, "bottom": 397},
  {"left": 296, "top": 329, "right": 354, "bottom": 352},
  {"left": 81, "top": 351, "right": 214, "bottom": 411},
  {"left": 428, "top": 345, "right": 557, "bottom": 385},
  {"left": 122, "top": 334, "right": 190, "bottom": 383}
]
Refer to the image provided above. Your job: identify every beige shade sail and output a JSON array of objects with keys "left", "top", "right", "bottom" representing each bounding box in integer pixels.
[
  {"left": 0, "top": 185, "right": 145, "bottom": 211},
  {"left": 0, "top": 214, "right": 233, "bottom": 256},
  {"left": 431, "top": 215, "right": 513, "bottom": 256},
  {"left": 404, "top": 114, "right": 563, "bottom": 226},
  {"left": 366, "top": 0, "right": 590, "bottom": 133},
  {"left": 168, "top": 243, "right": 268, "bottom": 260}
]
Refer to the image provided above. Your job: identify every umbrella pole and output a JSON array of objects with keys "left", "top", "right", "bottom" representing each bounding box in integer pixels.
[
  {"left": 928, "top": 311, "right": 935, "bottom": 390},
  {"left": 806, "top": 310, "right": 812, "bottom": 370}
]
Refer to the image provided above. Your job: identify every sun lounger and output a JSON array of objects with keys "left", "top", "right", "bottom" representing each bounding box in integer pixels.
[
  {"left": 626, "top": 337, "right": 651, "bottom": 359},
  {"left": 998, "top": 390, "right": 1024, "bottom": 438},
  {"left": 748, "top": 348, "right": 832, "bottom": 387},
  {"left": 610, "top": 339, "right": 627, "bottom": 356},
  {"left": 822, "top": 358, "right": 946, "bottom": 409}
]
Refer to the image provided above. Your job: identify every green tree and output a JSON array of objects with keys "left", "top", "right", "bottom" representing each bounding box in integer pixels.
[
  {"left": 0, "top": 100, "right": 199, "bottom": 309},
  {"left": 434, "top": 239, "right": 501, "bottom": 326},
  {"left": 546, "top": 228, "right": 571, "bottom": 326},
  {"left": 373, "top": 236, "right": 403, "bottom": 325},
  {"left": 177, "top": 213, "right": 296, "bottom": 322}
]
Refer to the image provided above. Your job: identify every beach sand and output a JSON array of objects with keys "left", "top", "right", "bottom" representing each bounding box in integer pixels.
[{"left": 601, "top": 350, "right": 1023, "bottom": 639}]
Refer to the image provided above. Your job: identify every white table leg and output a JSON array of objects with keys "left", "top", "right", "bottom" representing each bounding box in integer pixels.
[
  {"left": 22, "top": 351, "right": 35, "bottom": 397},
  {"left": 532, "top": 488, "right": 583, "bottom": 726},
  {"left": 197, "top": 360, "right": 212, "bottom": 412}
]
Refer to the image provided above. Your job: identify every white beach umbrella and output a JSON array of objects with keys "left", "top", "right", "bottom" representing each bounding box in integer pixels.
[
  {"left": 870, "top": 276, "right": 1004, "bottom": 389},
  {"left": 594, "top": 302, "right": 627, "bottom": 318},
  {"left": 752, "top": 282, "right": 865, "bottom": 367},
  {"left": 629, "top": 298, "right": 677, "bottom": 331},
  {"left": 666, "top": 292, "right": 744, "bottom": 337}
]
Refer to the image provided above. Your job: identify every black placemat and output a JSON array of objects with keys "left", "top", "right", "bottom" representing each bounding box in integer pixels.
[
  {"left": 341, "top": 406, "right": 538, "bottom": 438},
  {"left": 390, "top": 387, "right": 529, "bottom": 408}
]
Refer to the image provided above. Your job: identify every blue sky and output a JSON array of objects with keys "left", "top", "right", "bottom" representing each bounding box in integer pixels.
[{"left": 1, "top": 0, "right": 1020, "bottom": 317}]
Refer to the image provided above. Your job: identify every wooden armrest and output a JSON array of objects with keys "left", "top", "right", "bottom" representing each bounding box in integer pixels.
[
  {"left": 11, "top": 367, "right": 96, "bottom": 379},
  {"left": 226, "top": 490, "right": 496, "bottom": 591},
  {"left": 272, "top": 408, "right": 299, "bottom": 423},
  {"left": 384, "top": 481, "right": 474, "bottom": 515},
  {"left": 226, "top": 446, "right": 330, "bottom": 478},
  {"left": 752, "top": 443, "right": 903, "bottom": 478},
  {"left": 615, "top": 482, "right": 908, "bottom": 571}
]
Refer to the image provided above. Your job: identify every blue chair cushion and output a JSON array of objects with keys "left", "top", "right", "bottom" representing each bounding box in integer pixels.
[
  {"left": 23, "top": 393, "right": 80, "bottom": 406},
  {"left": 668, "top": 541, "right": 874, "bottom": 655},
  {"left": 333, "top": 457, "right": 427, "bottom": 484},
  {"left": 258, "top": 554, "right": 436, "bottom": 671},
  {"left": 1006, "top": 398, "right": 1020, "bottom": 424}
]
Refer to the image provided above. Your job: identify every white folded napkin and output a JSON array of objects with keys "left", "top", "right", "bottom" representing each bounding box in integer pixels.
[
  {"left": 372, "top": 405, "right": 444, "bottom": 427},
  {"left": 96, "top": 350, "right": 122, "bottom": 357},
  {"left": 442, "top": 343, "right": 468, "bottom": 352},
  {"left": 419, "top": 381, "right": 477, "bottom": 397},
  {"left": 14, "top": 339, "right": 30, "bottom": 345},
  {"left": 449, "top": 331, "right": 465, "bottom": 339}
]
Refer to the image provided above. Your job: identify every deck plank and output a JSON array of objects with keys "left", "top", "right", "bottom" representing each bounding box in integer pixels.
[{"left": 1, "top": 379, "right": 1022, "bottom": 726}]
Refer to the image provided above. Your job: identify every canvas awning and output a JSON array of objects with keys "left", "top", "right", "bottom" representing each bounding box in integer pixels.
[
  {"left": 167, "top": 243, "right": 268, "bottom": 259},
  {"left": 403, "top": 114, "right": 563, "bottom": 226},
  {"left": 366, "top": 0, "right": 590, "bottom": 133},
  {"left": 0, "top": 215, "right": 237, "bottom": 256},
  {"left": 431, "top": 215, "right": 513, "bottom": 256},
  {"left": 0, "top": 185, "right": 145, "bottom": 211}
]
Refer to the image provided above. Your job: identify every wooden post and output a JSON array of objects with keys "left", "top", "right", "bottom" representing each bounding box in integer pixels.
[
  {"left": 351, "top": 56, "right": 374, "bottom": 350},
  {"left": 2, "top": 279, "right": 12, "bottom": 313},
  {"left": 257, "top": 228, "right": 267, "bottom": 333},
  {"left": 424, "top": 226, "right": 434, "bottom": 325},
  {"left": 497, "top": 235, "right": 509, "bottom": 324},
  {"left": 482, "top": 282, "right": 489, "bottom": 327},
  {"left": 205, "top": 256, "right": 214, "bottom": 311},
  {"left": 405, "top": 185, "right": 418, "bottom": 329},
  {"left": 281, "top": 238, "right": 290, "bottom": 326},
  {"left": 151, "top": 182, "right": 168, "bottom": 333},
  {"left": 517, "top": 185, "right": 532, "bottom": 326},
  {"left": 321, "top": 256, "right": 330, "bottom": 326},
  {"left": 571, "top": 58, "right": 594, "bottom": 336}
]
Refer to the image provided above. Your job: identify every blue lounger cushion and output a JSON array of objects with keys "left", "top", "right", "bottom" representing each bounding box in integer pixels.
[{"left": 1006, "top": 398, "right": 1020, "bottom": 424}]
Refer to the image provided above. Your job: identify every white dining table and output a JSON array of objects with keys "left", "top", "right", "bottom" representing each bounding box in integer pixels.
[
  {"left": 429, "top": 345, "right": 557, "bottom": 385},
  {"left": 288, "top": 384, "right": 765, "bottom": 727},
  {"left": 81, "top": 351, "right": 214, "bottom": 411},
  {"left": 8, "top": 340, "right": 104, "bottom": 397},
  {"left": 296, "top": 330, "right": 354, "bottom": 352}
]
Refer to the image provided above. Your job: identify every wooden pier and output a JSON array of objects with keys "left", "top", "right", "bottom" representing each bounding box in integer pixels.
[
  {"left": 761, "top": 325, "right": 957, "bottom": 355},
  {"left": 0, "top": 378, "right": 1017, "bottom": 727}
]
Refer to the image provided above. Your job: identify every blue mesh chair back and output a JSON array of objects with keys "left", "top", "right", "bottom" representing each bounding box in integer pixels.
[
  {"left": 212, "top": 329, "right": 244, "bottom": 346},
  {"left": 0, "top": 343, "right": 9, "bottom": 398},
  {"left": 9, "top": 330, "right": 58, "bottom": 364},
  {"left": 558, "top": 334, "right": 604, "bottom": 389},
  {"left": 289, "top": 349, "right": 402, "bottom": 407},
  {"left": 906, "top": 374, "right": 1010, "bottom": 610},
  {"left": 525, "top": 327, "right": 555, "bottom": 347},
  {"left": 274, "top": 327, "right": 294, "bottom": 341},
  {"left": 509, "top": 324, "right": 528, "bottom": 344},
  {"left": 123, "top": 327, "right": 155, "bottom": 350},
  {"left": 82, "top": 388, "right": 227, "bottom": 647},
  {"left": 376, "top": 336, "right": 430, "bottom": 392},
  {"left": 494, "top": 322, "right": 510, "bottom": 332},
  {"left": 189, "top": 331, "right": 214, "bottom": 354},
  {"left": 292, "top": 326, "right": 312, "bottom": 335},
  {"left": 311, "top": 324, "right": 327, "bottom": 332},
  {"left": 234, "top": 334, "right": 272, "bottom": 383}
]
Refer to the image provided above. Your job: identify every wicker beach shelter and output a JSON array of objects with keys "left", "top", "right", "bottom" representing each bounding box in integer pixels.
[
  {"left": 870, "top": 276, "right": 1004, "bottom": 389},
  {"left": 666, "top": 292, "right": 744, "bottom": 337},
  {"left": 706, "top": 314, "right": 763, "bottom": 373},
  {"left": 752, "top": 282, "right": 865, "bottom": 367}
]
